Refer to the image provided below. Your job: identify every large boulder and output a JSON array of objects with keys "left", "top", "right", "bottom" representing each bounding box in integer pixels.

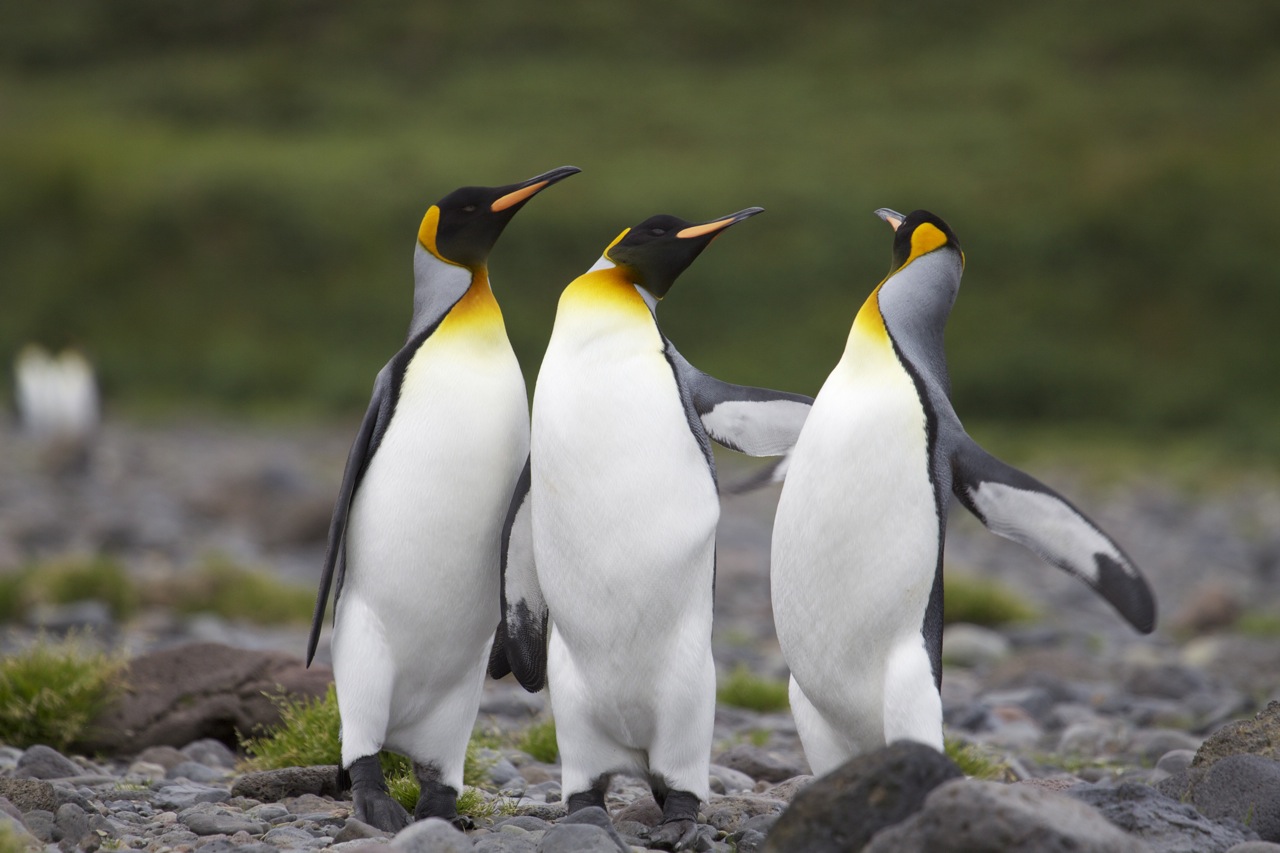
[
  {"left": 77, "top": 642, "right": 331, "bottom": 754},
  {"left": 1159, "top": 754, "right": 1280, "bottom": 843},
  {"left": 1069, "top": 781, "right": 1259, "bottom": 852},
  {"left": 864, "top": 779, "right": 1149, "bottom": 852},
  {"left": 762, "top": 740, "right": 963, "bottom": 853},
  {"left": 1193, "top": 702, "right": 1280, "bottom": 769}
]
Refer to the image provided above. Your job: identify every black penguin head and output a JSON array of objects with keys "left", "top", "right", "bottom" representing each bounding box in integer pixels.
[
  {"left": 421, "top": 165, "right": 580, "bottom": 268},
  {"left": 876, "top": 208, "right": 964, "bottom": 274},
  {"left": 604, "top": 207, "right": 763, "bottom": 298}
]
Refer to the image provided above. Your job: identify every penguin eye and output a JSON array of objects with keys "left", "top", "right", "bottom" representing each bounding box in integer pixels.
[
  {"left": 650, "top": 227, "right": 666, "bottom": 237},
  {"left": 461, "top": 204, "right": 478, "bottom": 214}
]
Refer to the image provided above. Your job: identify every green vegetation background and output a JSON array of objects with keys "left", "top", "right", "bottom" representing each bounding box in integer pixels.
[{"left": 3, "top": 1, "right": 1277, "bottom": 446}]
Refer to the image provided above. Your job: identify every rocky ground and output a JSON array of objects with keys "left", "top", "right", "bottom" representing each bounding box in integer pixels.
[{"left": 2, "top": 419, "right": 1280, "bottom": 852}]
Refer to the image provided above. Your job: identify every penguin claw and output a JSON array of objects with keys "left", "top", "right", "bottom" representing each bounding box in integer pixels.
[{"left": 353, "top": 788, "right": 411, "bottom": 834}]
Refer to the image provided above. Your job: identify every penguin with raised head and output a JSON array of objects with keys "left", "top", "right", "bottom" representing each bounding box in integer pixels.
[
  {"left": 493, "top": 208, "right": 812, "bottom": 849},
  {"left": 307, "top": 166, "right": 579, "bottom": 831},
  {"left": 770, "top": 208, "right": 1156, "bottom": 776}
]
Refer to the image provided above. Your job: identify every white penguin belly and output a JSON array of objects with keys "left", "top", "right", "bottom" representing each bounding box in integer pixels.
[
  {"left": 771, "top": 362, "right": 939, "bottom": 719},
  {"left": 339, "top": 338, "right": 528, "bottom": 729},
  {"left": 531, "top": 342, "right": 718, "bottom": 727}
]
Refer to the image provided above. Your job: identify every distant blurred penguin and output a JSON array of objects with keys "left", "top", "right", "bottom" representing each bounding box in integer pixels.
[
  {"left": 14, "top": 344, "right": 100, "bottom": 473},
  {"left": 494, "top": 208, "right": 811, "bottom": 850},
  {"left": 770, "top": 208, "right": 1156, "bottom": 776},
  {"left": 306, "top": 166, "right": 579, "bottom": 832}
]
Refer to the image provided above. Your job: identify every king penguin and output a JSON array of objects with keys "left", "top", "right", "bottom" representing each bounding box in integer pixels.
[
  {"left": 491, "top": 208, "right": 812, "bottom": 849},
  {"left": 770, "top": 208, "right": 1156, "bottom": 777},
  {"left": 306, "top": 165, "right": 579, "bottom": 831}
]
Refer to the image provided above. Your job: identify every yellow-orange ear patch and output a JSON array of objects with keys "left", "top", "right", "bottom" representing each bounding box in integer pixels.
[
  {"left": 603, "top": 227, "right": 631, "bottom": 260},
  {"left": 417, "top": 205, "right": 442, "bottom": 255},
  {"left": 908, "top": 222, "right": 948, "bottom": 261}
]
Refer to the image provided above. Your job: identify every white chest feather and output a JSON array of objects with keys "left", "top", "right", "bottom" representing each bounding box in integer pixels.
[
  {"left": 772, "top": 306, "right": 940, "bottom": 677},
  {"left": 530, "top": 277, "right": 718, "bottom": 660},
  {"left": 344, "top": 330, "right": 528, "bottom": 641}
]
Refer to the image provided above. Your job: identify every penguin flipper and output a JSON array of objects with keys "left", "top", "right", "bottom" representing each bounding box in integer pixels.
[
  {"left": 492, "top": 456, "right": 549, "bottom": 691},
  {"left": 950, "top": 435, "right": 1156, "bottom": 634},
  {"left": 306, "top": 370, "right": 391, "bottom": 666},
  {"left": 666, "top": 347, "right": 811, "bottom": 483}
]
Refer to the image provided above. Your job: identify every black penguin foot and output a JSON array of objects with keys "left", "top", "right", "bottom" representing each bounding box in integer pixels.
[
  {"left": 411, "top": 761, "right": 461, "bottom": 825},
  {"left": 565, "top": 773, "right": 611, "bottom": 814},
  {"left": 347, "top": 755, "right": 410, "bottom": 833},
  {"left": 648, "top": 789, "right": 704, "bottom": 851}
]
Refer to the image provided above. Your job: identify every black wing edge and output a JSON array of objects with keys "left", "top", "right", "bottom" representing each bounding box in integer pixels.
[
  {"left": 951, "top": 436, "right": 1156, "bottom": 635},
  {"left": 306, "top": 385, "right": 385, "bottom": 666},
  {"left": 487, "top": 456, "right": 550, "bottom": 691}
]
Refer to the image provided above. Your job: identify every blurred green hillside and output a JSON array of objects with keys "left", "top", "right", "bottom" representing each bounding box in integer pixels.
[{"left": 2, "top": 1, "right": 1277, "bottom": 445}]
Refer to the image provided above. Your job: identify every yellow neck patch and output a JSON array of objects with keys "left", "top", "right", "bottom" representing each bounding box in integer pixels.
[
  {"left": 559, "top": 265, "right": 650, "bottom": 319},
  {"left": 433, "top": 267, "right": 506, "bottom": 343},
  {"left": 602, "top": 227, "right": 631, "bottom": 262},
  {"left": 850, "top": 284, "right": 890, "bottom": 348}
]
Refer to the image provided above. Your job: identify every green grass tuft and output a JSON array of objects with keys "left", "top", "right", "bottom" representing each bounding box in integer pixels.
[
  {"left": 717, "top": 665, "right": 790, "bottom": 712},
  {"left": 0, "top": 557, "right": 138, "bottom": 623},
  {"left": 0, "top": 633, "right": 126, "bottom": 751},
  {"left": 944, "top": 736, "right": 1011, "bottom": 780},
  {"left": 0, "top": 823, "right": 34, "bottom": 853},
  {"left": 163, "top": 556, "right": 316, "bottom": 625},
  {"left": 241, "top": 683, "right": 343, "bottom": 770},
  {"left": 1235, "top": 610, "right": 1280, "bottom": 637},
  {"left": 943, "top": 574, "right": 1039, "bottom": 627},
  {"left": 518, "top": 718, "right": 559, "bottom": 764}
]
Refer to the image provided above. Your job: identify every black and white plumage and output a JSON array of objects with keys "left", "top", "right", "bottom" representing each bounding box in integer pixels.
[
  {"left": 307, "top": 166, "right": 578, "bottom": 831},
  {"left": 492, "top": 209, "right": 811, "bottom": 849},
  {"left": 770, "top": 208, "right": 1155, "bottom": 776}
]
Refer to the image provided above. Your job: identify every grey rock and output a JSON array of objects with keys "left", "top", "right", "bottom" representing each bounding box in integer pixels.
[
  {"left": 1156, "top": 750, "right": 1197, "bottom": 778},
  {"left": 714, "top": 744, "right": 807, "bottom": 784},
  {"left": 151, "top": 782, "right": 232, "bottom": 810},
  {"left": 27, "top": 600, "right": 114, "bottom": 634},
  {"left": 1070, "top": 780, "right": 1259, "bottom": 852},
  {"left": 708, "top": 763, "right": 756, "bottom": 794},
  {"left": 515, "top": 803, "right": 568, "bottom": 822},
  {"left": 167, "top": 759, "right": 231, "bottom": 783},
  {"left": 19, "top": 809, "right": 58, "bottom": 843},
  {"left": 231, "top": 765, "right": 342, "bottom": 800},
  {"left": 489, "top": 758, "right": 523, "bottom": 787},
  {"left": 1226, "top": 843, "right": 1280, "bottom": 853},
  {"left": 864, "top": 779, "right": 1149, "bottom": 852},
  {"left": 135, "top": 745, "right": 188, "bottom": 770},
  {"left": 390, "top": 816, "right": 474, "bottom": 851},
  {"left": 248, "top": 803, "right": 292, "bottom": 822},
  {"left": 54, "top": 803, "right": 89, "bottom": 847},
  {"left": 178, "top": 810, "right": 268, "bottom": 836},
  {"left": 1190, "top": 754, "right": 1280, "bottom": 842},
  {"left": 558, "top": 807, "right": 628, "bottom": 853},
  {"left": 0, "top": 778, "right": 58, "bottom": 813},
  {"left": 182, "top": 737, "right": 239, "bottom": 769},
  {"left": 762, "top": 774, "right": 815, "bottom": 802},
  {"left": 537, "top": 822, "right": 620, "bottom": 852},
  {"left": 263, "top": 824, "right": 320, "bottom": 844},
  {"left": 333, "top": 818, "right": 393, "bottom": 843},
  {"left": 734, "top": 828, "right": 767, "bottom": 853},
  {"left": 494, "top": 816, "right": 553, "bottom": 833},
  {"left": 1129, "top": 729, "right": 1202, "bottom": 764},
  {"left": 1123, "top": 662, "right": 1211, "bottom": 700},
  {"left": 762, "top": 740, "right": 963, "bottom": 853},
  {"left": 612, "top": 797, "right": 661, "bottom": 827},
  {"left": 474, "top": 833, "right": 540, "bottom": 852},
  {"left": 198, "top": 841, "right": 279, "bottom": 853},
  {"left": 941, "top": 623, "right": 1011, "bottom": 668},
  {"left": 0, "top": 797, "right": 21, "bottom": 823},
  {"left": 1195, "top": 702, "right": 1280, "bottom": 769},
  {"left": 1058, "top": 719, "right": 1131, "bottom": 756},
  {"left": 14, "top": 745, "right": 81, "bottom": 780},
  {"left": 78, "top": 642, "right": 332, "bottom": 754},
  {"left": 704, "top": 793, "right": 785, "bottom": 833},
  {"left": 0, "top": 747, "right": 22, "bottom": 773}
]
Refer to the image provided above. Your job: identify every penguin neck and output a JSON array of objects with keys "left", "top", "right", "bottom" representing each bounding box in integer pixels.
[
  {"left": 407, "top": 245, "right": 496, "bottom": 342},
  {"left": 558, "top": 262, "right": 658, "bottom": 324}
]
